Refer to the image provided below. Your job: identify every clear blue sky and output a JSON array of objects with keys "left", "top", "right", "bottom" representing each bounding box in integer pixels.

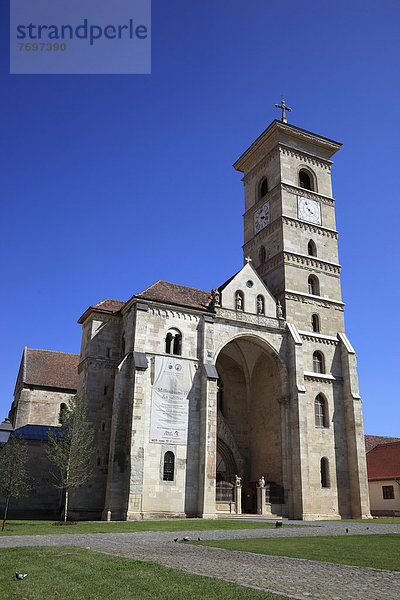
[{"left": 1, "top": 1, "right": 399, "bottom": 436}]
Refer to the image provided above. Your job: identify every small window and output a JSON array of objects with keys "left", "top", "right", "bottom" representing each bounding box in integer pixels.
[
  {"left": 121, "top": 336, "right": 126, "bottom": 356},
  {"left": 259, "top": 246, "right": 266, "bottom": 265},
  {"left": 163, "top": 451, "right": 175, "bottom": 481},
  {"left": 104, "top": 385, "right": 108, "bottom": 396},
  {"left": 320, "top": 457, "right": 329, "bottom": 488},
  {"left": 308, "top": 240, "right": 317, "bottom": 257},
  {"left": 313, "top": 351, "right": 325, "bottom": 374},
  {"left": 102, "top": 422, "right": 106, "bottom": 431},
  {"left": 315, "top": 394, "right": 328, "bottom": 427},
  {"left": 257, "top": 295, "right": 265, "bottom": 315},
  {"left": 217, "top": 374, "right": 224, "bottom": 416},
  {"left": 299, "top": 169, "right": 313, "bottom": 191},
  {"left": 382, "top": 485, "right": 395, "bottom": 499},
  {"left": 260, "top": 177, "right": 269, "bottom": 198},
  {"left": 165, "top": 329, "right": 182, "bottom": 356},
  {"left": 308, "top": 275, "right": 320, "bottom": 296},
  {"left": 106, "top": 347, "right": 112, "bottom": 358},
  {"left": 311, "top": 314, "right": 320, "bottom": 333},
  {"left": 235, "top": 291, "right": 244, "bottom": 311}
]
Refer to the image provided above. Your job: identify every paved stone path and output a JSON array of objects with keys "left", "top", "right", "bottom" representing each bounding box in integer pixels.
[{"left": 1, "top": 522, "right": 399, "bottom": 600}]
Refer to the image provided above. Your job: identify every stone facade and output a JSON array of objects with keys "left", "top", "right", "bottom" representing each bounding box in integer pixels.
[{"left": 6, "top": 119, "right": 371, "bottom": 521}]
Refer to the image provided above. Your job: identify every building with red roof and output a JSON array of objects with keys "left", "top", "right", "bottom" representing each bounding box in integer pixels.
[{"left": 366, "top": 441, "right": 400, "bottom": 516}]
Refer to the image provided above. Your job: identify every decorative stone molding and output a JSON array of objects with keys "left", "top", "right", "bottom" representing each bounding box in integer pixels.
[
  {"left": 283, "top": 215, "right": 338, "bottom": 238},
  {"left": 284, "top": 290, "right": 344, "bottom": 311},
  {"left": 281, "top": 183, "right": 335, "bottom": 206},
  {"left": 304, "top": 372, "right": 343, "bottom": 384},
  {"left": 299, "top": 332, "right": 338, "bottom": 345},
  {"left": 215, "top": 307, "right": 282, "bottom": 330},
  {"left": 149, "top": 307, "right": 200, "bottom": 322},
  {"left": 283, "top": 252, "right": 341, "bottom": 275},
  {"left": 279, "top": 145, "right": 333, "bottom": 171}
]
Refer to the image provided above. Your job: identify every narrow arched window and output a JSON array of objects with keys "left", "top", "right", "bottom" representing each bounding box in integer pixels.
[
  {"left": 235, "top": 291, "right": 244, "bottom": 311},
  {"left": 259, "top": 246, "right": 266, "bottom": 265},
  {"left": 311, "top": 314, "right": 320, "bottom": 333},
  {"left": 59, "top": 403, "right": 67, "bottom": 425},
  {"left": 308, "top": 240, "right": 317, "bottom": 257},
  {"left": 121, "top": 335, "right": 126, "bottom": 357},
  {"left": 260, "top": 177, "right": 269, "bottom": 198},
  {"left": 163, "top": 451, "right": 175, "bottom": 481},
  {"left": 313, "top": 351, "right": 325, "bottom": 374},
  {"left": 165, "top": 329, "right": 182, "bottom": 356},
  {"left": 299, "top": 169, "right": 313, "bottom": 191},
  {"left": 315, "top": 394, "right": 328, "bottom": 427},
  {"left": 320, "top": 457, "right": 330, "bottom": 487},
  {"left": 257, "top": 295, "right": 265, "bottom": 315},
  {"left": 308, "top": 275, "right": 320, "bottom": 296}
]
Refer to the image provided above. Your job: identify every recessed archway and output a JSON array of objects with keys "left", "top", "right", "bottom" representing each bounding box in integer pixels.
[{"left": 215, "top": 335, "right": 287, "bottom": 513}]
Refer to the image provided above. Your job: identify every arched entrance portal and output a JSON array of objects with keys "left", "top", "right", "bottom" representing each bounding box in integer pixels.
[{"left": 215, "top": 336, "right": 287, "bottom": 514}]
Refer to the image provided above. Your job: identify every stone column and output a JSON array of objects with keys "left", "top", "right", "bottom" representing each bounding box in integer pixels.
[
  {"left": 234, "top": 475, "right": 242, "bottom": 514},
  {"left": 256, "top": 476, "right": 266, "bottom": 515},
  {"left": 197, "top": 367, "right": 217, "bottom": 518}
]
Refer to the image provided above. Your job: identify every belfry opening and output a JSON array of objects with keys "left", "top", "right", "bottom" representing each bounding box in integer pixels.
[{"left": 215, "top": 336, "right": 287, "bottom": 515}]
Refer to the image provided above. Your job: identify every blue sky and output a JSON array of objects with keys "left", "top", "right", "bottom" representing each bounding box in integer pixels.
[{"left": 1, "top": 0, "right": 399, "bottom": 436}]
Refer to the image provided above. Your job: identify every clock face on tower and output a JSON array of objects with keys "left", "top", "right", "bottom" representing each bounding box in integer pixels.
[
  {"left": 297, "top": 196, "right": 321, "bottom": 225},
  {"left": 254, "top": 201, "right": 270, "bottom": 235}
]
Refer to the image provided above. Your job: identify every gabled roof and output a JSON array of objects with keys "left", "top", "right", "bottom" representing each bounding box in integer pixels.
[
  {"left": 366, "top": 440, "right": 400, "bottom": 480},
  {"left": 134, "top": 280, "right": 213, "bottom": 312},
  {"left": 20, "top": 348, "right": 79, "bottom": 391},
  {"left": 365, "top": 434, "right": 400, "bottom": 453}
]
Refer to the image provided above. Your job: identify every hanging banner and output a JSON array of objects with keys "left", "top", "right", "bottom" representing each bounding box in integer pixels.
[{"left": 150, "top": 356, "right": 194, "bottom": 444}]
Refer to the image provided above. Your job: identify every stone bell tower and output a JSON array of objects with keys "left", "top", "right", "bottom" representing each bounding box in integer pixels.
[{"left": 233, "top": 104, "right": 344, "bottom": 337}]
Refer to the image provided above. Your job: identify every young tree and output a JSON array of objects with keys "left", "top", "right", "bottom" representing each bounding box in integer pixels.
[
  {"left": 0, "top": 435, "right": 31, "bottom": 531},
  {"left": 46, "top": 395, "right": 95, "bottom": 523}
]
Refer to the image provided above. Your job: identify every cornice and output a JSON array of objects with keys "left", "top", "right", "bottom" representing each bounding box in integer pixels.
[
  {"left": 299, "top": 332, "right": 338, "bottom": 345},
  {"left": 148, "top": 306, "right": 201, "bottom": 322},
  {"left": 283, "top": 251, "right": 341, "bottom": 275},
  {"left": 279, "top": 145, "right": 333, "bottom": 170},
  {"left": 214, "top": 307, "right": 284, "bottom": 331},
  {"left": 242, "top": 147, "right": 280, "bottom": 185},
  {"left": 304, "top": 372, "right": 343, "bottom": 384},
  {"left": 282, "top": 216, "right": 338, "bottom": 239},
  {"left": 281, "top": 183, "right": 335, "bottom": 206},
  {"left": 284, "top": 290, "right": 344, "bottom": 310}
]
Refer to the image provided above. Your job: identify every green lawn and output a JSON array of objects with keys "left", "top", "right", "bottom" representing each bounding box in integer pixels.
[
  {"left": 0, "top": 546, "right": 287, "bottom": 600},
  {"left": 193, "top": 534, "right": 400, "bottom": 571},
  {"left": 0, "top": 519, "right": 288, "bottom": 536},
  {"left": 324, "top": 517, "right": 400, "bottom": 525}
]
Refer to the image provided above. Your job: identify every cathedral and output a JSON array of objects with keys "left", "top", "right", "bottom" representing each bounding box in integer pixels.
[{"left": 7, "top": 110, "right": 371, "bottom": 520}]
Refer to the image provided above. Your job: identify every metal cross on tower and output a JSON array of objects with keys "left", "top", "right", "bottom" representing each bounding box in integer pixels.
[{"left": 275, "top": 97, "right": 292, "bottom": 124}]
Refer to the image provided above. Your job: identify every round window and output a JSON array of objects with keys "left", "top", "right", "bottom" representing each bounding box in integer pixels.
[{"left": 246, "top": 280, "right": 253, "bottom": 288}]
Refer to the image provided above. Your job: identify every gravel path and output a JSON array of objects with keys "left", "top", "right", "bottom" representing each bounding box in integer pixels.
[{"left": 1, "top": 522, "right": 399, "bottom": 600}]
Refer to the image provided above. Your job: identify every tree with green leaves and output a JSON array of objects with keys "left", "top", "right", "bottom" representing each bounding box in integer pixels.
[
  {"left": 0, "top": 435, "right": 31, "bottom": 531},
  {"left": 47, "top": 395, "right": 95, "bottom": 523}
]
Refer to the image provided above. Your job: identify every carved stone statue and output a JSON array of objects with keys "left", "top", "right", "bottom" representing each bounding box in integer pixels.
[
  {"left": 257, "top": 297, "right": 264, "bottom": 315},
  {"left": 276, "top": 301, "right": 284, "bottom": 319},
  {"left": 235, "top": 474, "right": 242, "bottom": 487},
  {"left": 236, "top": 294, "right": 243, "bottom": 311},
  {"left": 257, "top": 476, "right": 265, "bottom": 488},
  {"left": 214, "top": 288, "right": 221, "bottom": 306}
]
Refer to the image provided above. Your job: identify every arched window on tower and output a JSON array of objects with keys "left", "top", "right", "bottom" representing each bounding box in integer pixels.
[
  {"left": 308, "top": 240, "right": 317, "bottom": 257},
  {"left": 313, "top": 351, "right": 325, "bottom": 374},
  {"left": 315, "top": 394, "right": 328, "bottom": 427},
  {"left": 165, "top": 329, "right": 182, "bottom": 356},
  {"left": 299, "top": 169, "right": 313, "bottom": 191},
  {"left": 235, "top": 290, "right": 244, "bottom": 311},
  {"left": 163, "top": 451, "right": 175, "bottom": 481},
  {"left": 308, "top": 275, "right": 320, "bottom": 296},
  {"left": 311, "top": 314, "right": 320, "bottom": 333},
  {"left": 320, "top": 457, "right": 330, "bottom": 487},
  {"left": 259, "top": 245, "right": 266, "bottom": 265},
  {"left": 260, "top": 177, "right": 269, "bottom": 198}
]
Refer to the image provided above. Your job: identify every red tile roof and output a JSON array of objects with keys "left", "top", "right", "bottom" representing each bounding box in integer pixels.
[
  {"left": 78, "top": 298, "right": 125, "bottom": 323},
  {"left": 366, "top": 441, "right": 400, "bottom": 480},
  {"left": 23, "top": 348, "right": 79, "bottom": 390},
  {"left": 365, "top": 435, "right": 400, "bottom": 453},
  {"left": 135, "top": 280, "right": 213, "bottom": 311}
]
